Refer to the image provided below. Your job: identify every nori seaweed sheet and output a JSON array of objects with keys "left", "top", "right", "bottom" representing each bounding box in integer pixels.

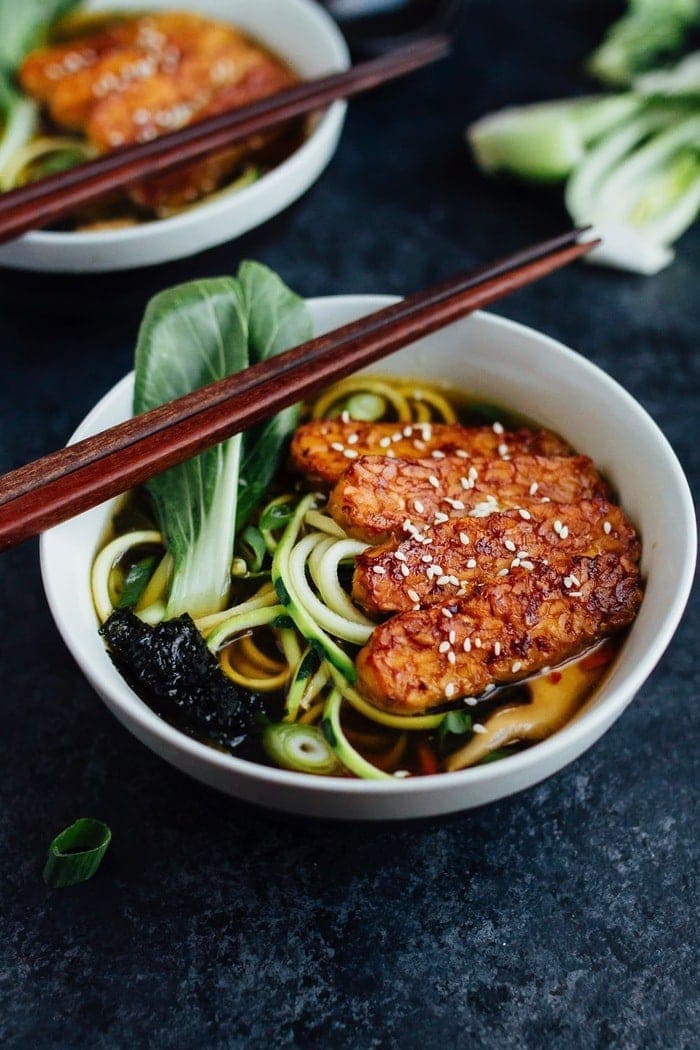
[{"left": 100, "top": 609, "right": 267, "bottom": 751}]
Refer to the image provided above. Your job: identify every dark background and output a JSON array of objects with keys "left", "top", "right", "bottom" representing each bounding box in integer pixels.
[{"left": 0, "top": 2, "right": 697, "bottom": 1046}]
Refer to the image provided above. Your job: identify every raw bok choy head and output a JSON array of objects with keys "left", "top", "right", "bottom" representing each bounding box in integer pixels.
[{"left": 134, "top": 262, "right": 312, "bottom": 621}]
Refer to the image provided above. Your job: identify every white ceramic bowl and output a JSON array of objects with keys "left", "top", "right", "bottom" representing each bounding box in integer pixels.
[
  {"left": 41, "top": 299, "right": 696, "bottom": 819},
  {"left": 0, "top": 0, "right": 349, "bottom": 272}
]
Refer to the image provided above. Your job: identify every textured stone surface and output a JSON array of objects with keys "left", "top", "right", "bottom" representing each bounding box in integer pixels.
[{"left": 0, "top": 2, "right": 697, "bottom": 1047}]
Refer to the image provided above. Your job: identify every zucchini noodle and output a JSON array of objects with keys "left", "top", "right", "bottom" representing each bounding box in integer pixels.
[
  {"left": 289, "top": 533, "right": 374, "bottom": 645},
  {"left": 308, "top": 537, "right": 374, "bottom": 628},
  {"left": 220, "top": 644, "right": 289, "bottom": 693},
  {"left": 303, "top": 510, "right": 346, "bottom": 537},
  {"left": 91, "top": 530, "right": 162, "bottom": 624},
  {"left": 0, "top": 135, "right": 94, "bottom": 191},
  {"left": 311, "top": 377, "right": 413, "bottom": 421},
  {"left": 328, "top": 665, "right": 445, "bottom": 731},
  {"left": 136, "top": 552, "right": 172, "bottom": 612},
  {"left": 322, "top": 689, "right": 393, "bottom": 781},
  {"left": 195, "top": 583, "right": 277, "bottom": 633},
  {"left": 239, "top": 635, "right": 286, "bottom": 674},
  {"left": 206, "top": 604, "right": 289, "bottom": 653}
]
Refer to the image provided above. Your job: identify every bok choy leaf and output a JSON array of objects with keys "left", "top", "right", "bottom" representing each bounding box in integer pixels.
[
  {"left": 586, "top": 0, "right": 700, "bottom": 87},
  {"left": 134, "top": 264, "right": 311, "bottom": 620},
  {"left": 0, "top": 0, "right": 83, "bottom": 75}
]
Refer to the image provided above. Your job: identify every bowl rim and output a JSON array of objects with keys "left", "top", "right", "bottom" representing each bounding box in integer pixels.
[
  {"left": 40, "top": 299, "right": 697, "bottom": 796},
  {"left": 16, "top": 0, "right": 350, "bottom": 249}
]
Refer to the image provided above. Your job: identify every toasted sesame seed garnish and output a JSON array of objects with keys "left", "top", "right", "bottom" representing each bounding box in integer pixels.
[
  {"left": 504, "top": 538, "right": 516, "bottom": 552},
  {"left": 570, "top": 573, "right": 580, "bottom": 587},
  {"left": 343, "top": 449, "right": 358, "bottom": 459},
  {"left": 448, "top": 630, "right": 456, "bottom": 645},
  {"left": 529, "top": 482, "right": 539, "bottom": 495},
  {"left": 511, "top": 558, "right": 521, "bottom": 568},
  {"left": 492, "top": 421, "right": 504, "bottom": 434},
  {"left": 347, "top": 433, "right": 359, "bottom": 445},
  {"left": 403, "top": 426, "right": 413, "bottom": 438},
  {"left": 395, "top": 550, "right": 407, "bottom": 561},
  {"left": 434, "top": 512, "right": 449, "bottom": 524},
  {"left": 414, "top": 440, "right": 426, "bottom": 451},
  {"left": 400, "top": 563, "right": 410, "bottom": 577},
  {"left": 379, "top": 436, "right": 391, "bottom": 448},
  {"left": 414, "top": 500, "right": 425, "bottom": 513},
  {"left": 497, "top": 568, "right": 509, "bottom": 577},
  {"left": 511, "top": 660, "right": 522, "bottom": 673},
  {"left": 428, "top": 475, "right": 440, "bottom": 488},
  {"left": 560, "top": 525, "right": 569, "bottom": 539},
  {"left": 392, "top": 432, "right": 402, "bottom": 442},
  {"left": 517, "top": 550, "right": 529, "bottom": 559},
  {"left": 387, "top": 450, "right": 396, "bottom": 458},
  {"left": 341, "top": 410, "right": 350, "bottom": 423},
  {"left": 541, "top": 496, "right": 551, "bottom": 503},
  {"left": 460, "top": 476, "right": 473, "bottom": 490},
  {"left": 468, "top": 466, "right": 479, "bottom": 481},
  {"left": 445, "top": 683, "right": 457, "bottom": 698},
  {"left": 520, "top": 560, "right": 535, "bottom": 570},
  {"left": 402, "top": 519, "right": 414, "bottom": 532},
  {"left": 473, "top": 724, "right": 487, "bottom": 734},
  {"left": 518, "top": 509, "right": 531, "bottom": 520},
  {"left": 372, "top": 565, "right": 386, "bottom": 575},
  {"left": 331, "top": 442, "right": 344, "bottom": 452},
  {"left": 466, "top": 558, "right": 477, "bottom": 569},
  {"left": 554, "top": 519, "right": 563, "bottom": 534},
  {"left": 444, "top": 498, "right": 465, "bottom": 510},
  {"left": 448, "top": 651, "right": 456, "bottom": 665},
  {"left": 494, "top": 642, "right": 501, "bottom": 656},
  {"left": 474, "top": 638, "right": 482, "bottom": 648},
  {"left": 569, "top": 590, "right": 584, "bottom": 597},
  {"left": 564, "top": 576, "right": 573, "bottom": 588},
  {"left": 412, "top": 603, "right": 421, "bottom": 610},
  {"left": 442, "top": 608, "right": 453, "bottom": 619},
  {"left": 421, "top": 554, "right": 433, "bottom": 563},
  {"left": 498, "top": 443, "right": 509, "bottom": 457},
  {"left": 603, "top": 521, "right": 612, "bottom": 534},
  {"left": 463, "top": 638, "right": 472, "bottom": 652},
  {"left": 541, "top": 666, "right": 551, "bottom": 673},
  {"left": 455, "top": 449, "right": 469, "bottom": 459},
  {"left": 439, "top": 641, "right": 451, "bottom": 653},
  {"left": 460, "top": 532, "right": 470, "bottom": 545},
  {"left": 407, "top": 588, "right": 420, "bottom": 603},
  {"left": 437, "top": 576, "right": 452, "bottom": 586},
  {"left": 431, "top": 450, "right": 446, "bottom": 460},
  {"left": 464, "top": 696, "right": 478, "bottom": 706},
  {"left": 393, "top": 769, "right": 411, "bottom": 778}
]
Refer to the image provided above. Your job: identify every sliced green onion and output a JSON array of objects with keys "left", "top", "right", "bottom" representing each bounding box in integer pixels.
[
  {"left": 262, "top": 722, "right": 339, "bottom": 775},
  {"left": 43, "top": 819, "right": 111, "bottom": 888},
  {"left": 238, "top": 525, "right": 267, "bottom": 573},
  {"left": 285, "top": 644, "right": 322, "bottom": 720},
  {"left": 259, "top": 498, "right": 295, "bottom": 533},
  {"left": 321, "top": 689, "right": 393, "bottom": 780},
  {"left": 117, "top": 555, "right": 158, "bottom": 609},
  {"left": 344, "top": 392, "right": 387, "bottom": 421}
]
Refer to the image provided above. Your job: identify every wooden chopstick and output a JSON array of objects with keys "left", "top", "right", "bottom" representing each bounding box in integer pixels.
[
  {"left": 0, "top": 35, "right": 449, "bottom": 244},
  {"left": 0, "top": 229, "right": 598, "bottom": 550}
]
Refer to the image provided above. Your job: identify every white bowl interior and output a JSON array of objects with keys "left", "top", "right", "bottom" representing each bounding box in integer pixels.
[
  {"left": 40, "top": 301, "right": 696, "bottom": 819},
  {"left": 0, "top": 0, "right": 349, "bottom": 271}
]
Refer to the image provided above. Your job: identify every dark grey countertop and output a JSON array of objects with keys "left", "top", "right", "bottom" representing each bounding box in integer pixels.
[{"left": 0, "top": 2, "right": 697, "bottom": 1046}]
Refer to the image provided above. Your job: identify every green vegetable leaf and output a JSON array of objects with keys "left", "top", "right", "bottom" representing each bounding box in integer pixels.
[
  {"left": 586, "top": 0, "right": 700, "bottom": 87},
  {"left": 234, "top": 262, "right": 312, "bottom": 528},
  {"left": 0, "top": 0, "right": 83, "bottom": 75},
  {"left": 116, "top": 554, "right": 158, "bottom": 609},
  {"left": 134, "top": 278, "right": 249, "bottom": 619},
  {"left": 437, "top": 710, "right": 473, "bottom": 754},
  {"left": 43, "top": 818, "right": 111, "bottom": 888}
]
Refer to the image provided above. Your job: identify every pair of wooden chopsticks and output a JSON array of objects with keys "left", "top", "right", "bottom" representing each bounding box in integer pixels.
[
  {"left": 0, "top": 35, "right": 450, "bottom": 244},
  {"left": 0, "top": 228, "right": 597, "bottom": 551}
]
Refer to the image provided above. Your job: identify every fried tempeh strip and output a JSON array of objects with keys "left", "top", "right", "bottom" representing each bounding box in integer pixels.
[
  {"left": 356, "top": 553, "right": 642, "bottom": 714},
  {"left": 290, "top": 420, "right": 571, "bottom": 485},
  {"left": 328, "top": 453, "right": 609, "bottom": 543},
  {"left": 353, "top": 498, "right": 638, "bottom": 614}
]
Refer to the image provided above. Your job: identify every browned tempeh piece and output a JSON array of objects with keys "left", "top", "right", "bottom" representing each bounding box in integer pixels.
[
  {"left": 290, "top": 419, "right": 571, "bottom": 485},
  {"left": 353, "top": 498, "right": 639, "bottom": 614},
  {"left": 356, "top": 553, "right": 642, "bottom": 714},
  {"left": 328, "top": 453, "right": 609, "bottom": 543}
]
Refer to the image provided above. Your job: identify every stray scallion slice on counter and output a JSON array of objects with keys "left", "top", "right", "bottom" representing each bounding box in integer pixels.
[{"left": 42, "top": 818, "right": 111, "bottom": 888}]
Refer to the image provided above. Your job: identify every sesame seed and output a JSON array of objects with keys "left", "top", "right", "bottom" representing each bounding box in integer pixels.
[
  {"left": 483, "top": 683, "right": 497, "bottom": 695},
  {"left": 569, "top": 590, "right": 584, "bottom": 597},
  {"left": 444, "top": 498, "right": 465, "bottom": 510},
  {"left": 518, "top": 509, "right": 531, "bottom": 520},
  {"left": 392, "top": 432, "right": 402, "bottom": 442},
  {"left": 402, "top": 519, "right": 414, "bottom": 532},
  {"left": 448, "top": 651, "right": 456, "bottom": 665},
  {"left": 564, "top": 576, "right": 573, "bottom": 588},
  {"left": 421, "top": 554, "right": 433, "bottom": 563},
  {"left": 347, "top": 433, "right": 359, "bottom": 445},
  {"left": 437, "top": 576, "right": 451, "bottom": 586},
  {"left": 379, "top": 436, "right": 391, "bottom": 448},
  {"left": 603, "top": 521, "right": 612, "bottom": 534},
  {"left": 554, "top": 519, "right": 562, "bottom": 534},
  {"left": 403, "top": 426, "right": 413, "bottom": 438},
  {"left": 466, "top": 558, "right": 477, "bottom": 569},
  {"left": 494, "top": 642, "right": 501, "bottom": 656},
  {"left": 412, "top": 603, "right": 421, "bottom": 610},
  {"left": 460, "top": 532, "right": 470, "bottom": 545},
  {"left": 560, "top": 526, "right": 569, "bottom": 539},
  {"left": 387, "top": 450, "right": 396, "bottom": 458},
  {"left": 445, "top": 683, "right": 457, "bottom": 698},
  {"left": 449, "top": 630, "right": 456, "bottom": 644},
  {"left": 492, "top": 421, "right": 504, "bottom": 434},
  {"left": 395, "top": 551, "right": 407, "bottom": 561},
  {"left": 442, "top": 608, "right": 453, "bottom": 619},
  {"left": 541, "top": 496, "right": 551, "bottom": 503},
  {"left": 520, "top": 560, "right": 535, "bottom": 570},
  {"left": 570, "top": 573, "right": 580, "bottom": 587},
  {"left": 400, "top": 563, "right": 410, "bottom": 577},
  {"left": 529, "top": 482, "right": 539, "bottom": 495},
  {"left": 439, "top": 641, "right": 451, "bottom": 653},
  {"left": 541, "top": 666, "right": 551, "bottom": 673},
  {"left": 428, "top": 475, "right": 440, "bottom": 488},
  {"left": 498, "top": 443, "right": 509, "bottom": 457},
  {"left": 343, "top": 449, "right": 358, "bottom": 459},
  {"left": 497, "top": 568, "right": 509, "bottom": 577},
  {"left": 331, "top": 442, "right": 344, "bottom": 452},
  {"left": 473, "top": 724, "right": 488, "bottom": 735},
  {"left": 414, "top": 500, "right": 425, "bottom": 513},
  {"left": 455, "top": 449, "right": 469, "bottom": 459},
  {"left": 460, "top": 476, "right": 473, "bottom": 490},
  {"left": 434, "top": 512, "right": 449, "bottom": 524},
  {"left": 464, "top": 696, "right": 478, "bottom": 706},
  {"left": 517, "top": 551, "right": 529, "bottom": 559},
  {"left": 463, "top": 638, "right": 472, "bottom": 652},
  {"left": 414, "top": 440, "right": 426, "bottom": 451},
  {"left": 511, "top": 558, "right": 521, "bottom": 568},
  {"left": 432, "top": 450, "right": 446, "bottom": 459},
  {"left": 341, "top": 411, "right": 350, "bottom": 423},
  {"left": 511, "top": 660, "right": 522, "bottom": 673},
  {"left": 468, "top": 466, "right": 479, "bottom": 482},
  {"left": 407, "top": 588, "right": 420, "bottom": 603},
  {"left": 393, "top": 769, "right": 411, "bottom": 778},
  {"left": 504, "top": 539, "right": 516, "bottom": 552},
  {"left": 474, "top": 638, "right": 482, "bottom": 648},
  {"left": 372, "top": 565, "right": 386, "bottom": 575}
]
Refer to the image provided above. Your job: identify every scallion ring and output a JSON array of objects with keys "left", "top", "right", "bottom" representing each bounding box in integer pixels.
[
  {"left": 262, "top": 722, "right": 340, "bottom": 775},
  {"left": 42, "top": 818, "right": 111, "bottom": 888}
]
